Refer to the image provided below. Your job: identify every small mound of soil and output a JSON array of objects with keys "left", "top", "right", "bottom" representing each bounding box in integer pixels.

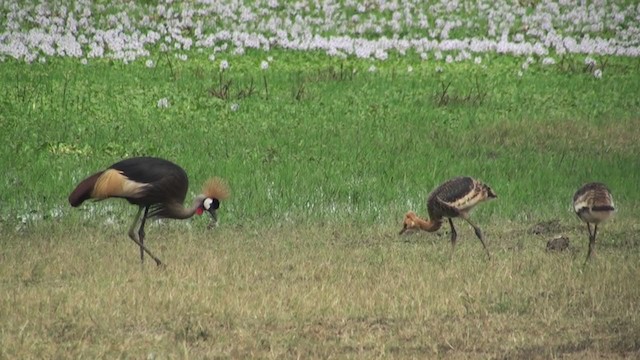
[{"left": 546, "top": 235, "right": 570, "bottom": 252}]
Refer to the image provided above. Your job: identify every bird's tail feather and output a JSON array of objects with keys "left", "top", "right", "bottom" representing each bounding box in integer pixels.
[
  {"left": 484, "top": 184, "right": 497, "bottom": 199},
  {"left": 68, "top": 171, "right": 103, "bottom": 207}
]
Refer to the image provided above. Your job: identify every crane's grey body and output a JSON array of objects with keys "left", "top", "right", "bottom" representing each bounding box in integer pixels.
[{"left": 69, "top": 157, "right": 228, "bottom": 267}]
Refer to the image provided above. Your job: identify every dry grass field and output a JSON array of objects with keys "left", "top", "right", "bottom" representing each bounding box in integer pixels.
[{"left": 2, "top": 219, "right": 639, "bottom": 359}]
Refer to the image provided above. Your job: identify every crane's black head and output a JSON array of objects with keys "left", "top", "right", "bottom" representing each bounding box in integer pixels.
[
  {"left": 199, "top": 177, "right": 230, "bottom": 228},
  {"left": 202, "top": 197, "right": 221, "bottom": 222}
]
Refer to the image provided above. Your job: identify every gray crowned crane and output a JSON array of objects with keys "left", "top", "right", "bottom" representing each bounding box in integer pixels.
[
  {"left": 399, "top": 176, "right": 496, "bottom": 259},
  {"left": 573, "top": 182, "right": 615, "bottom": 263},
  {"left": 68, "top": 157, "right": 230, "bottom": 266}
]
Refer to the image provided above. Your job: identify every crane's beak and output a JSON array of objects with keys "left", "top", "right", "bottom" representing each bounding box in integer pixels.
[
  {"left": 399, "top": 224, "right": 408, "bottom": 235},
  {"left": 207, "top": 209, "right": 218, "bottom": 229}
]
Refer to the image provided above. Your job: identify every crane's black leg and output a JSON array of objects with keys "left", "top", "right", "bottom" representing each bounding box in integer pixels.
[
  {"left": 585, "top": 223, "right": 597, "bottom": 264},
  {"left": 463, "top": 217, "right": 491, "bottom": 260},
  {"left": 448, "top": 218, "right": 457, "bottom": 259},
  {"left": 128, "top": 207, "right": 144, "bottom": 242},
  {"left": 138, "top": 206, "right": 150, "bottom": 263},
  {"left": 126, "top": 206, "right": 163, "bottom": 266}
]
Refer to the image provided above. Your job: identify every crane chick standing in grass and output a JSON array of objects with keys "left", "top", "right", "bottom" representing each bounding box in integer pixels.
[
  {"left": 573, "top": 182, "right": 615, "bottom": 263},
  {"left": 400, "top": 176, "right": 496, "bottom": 259},
  {"left": 69, "top": 157, "right": 230, "bottom": 267}
]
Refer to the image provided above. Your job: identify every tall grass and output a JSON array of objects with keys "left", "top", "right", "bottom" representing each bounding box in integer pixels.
[{"left": 1, "top": 53, "right": 639, "bottom": 228}]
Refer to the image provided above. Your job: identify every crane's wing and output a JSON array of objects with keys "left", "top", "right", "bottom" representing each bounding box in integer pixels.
[{"left": 110, "top": 157, "right": 189, "bottom": 206}]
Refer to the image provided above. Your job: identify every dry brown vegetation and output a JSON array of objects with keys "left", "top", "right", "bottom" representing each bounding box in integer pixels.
[
  {"left": 468, "top": 118, "right": 640, "bottom": 155},
  {"left": 1, "top": 219, "right": 639, "bottom": 359}
]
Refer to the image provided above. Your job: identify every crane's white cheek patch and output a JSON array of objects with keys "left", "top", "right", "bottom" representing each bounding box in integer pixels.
[{"left": 203, "top": 198, "right": 213, "bottom": 210}]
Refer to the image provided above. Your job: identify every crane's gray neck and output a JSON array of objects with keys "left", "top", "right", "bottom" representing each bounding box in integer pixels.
[{"left": 169, "top": 194, "right": 206, "bottom": 219}]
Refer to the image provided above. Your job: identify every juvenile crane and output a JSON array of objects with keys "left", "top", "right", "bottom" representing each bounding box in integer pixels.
[
  {"left": 573, "top": 182, "right": 615, "bottom": 263},
  {"left": 399, "top": 176, "right": 496, "bottom": 259},
  {"left": 68, "top": 157, "right": 230, "bottom": 266}
]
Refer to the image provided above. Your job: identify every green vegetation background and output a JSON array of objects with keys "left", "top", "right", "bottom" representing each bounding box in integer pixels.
[{"left": 1, "top": 53, "right": 639, "bottom": 227}]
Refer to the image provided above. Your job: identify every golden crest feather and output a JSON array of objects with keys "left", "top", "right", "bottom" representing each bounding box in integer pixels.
[{"left": 202, "top": 177, "right": 230, "bottom": 200}]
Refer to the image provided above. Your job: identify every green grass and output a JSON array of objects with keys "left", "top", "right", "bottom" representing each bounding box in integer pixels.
[
  {"left": 1, "top": 51, "right": 640, "bottom": 358},
  {"left": 1, "top": 52, "right": 639, "bottom": 225}
]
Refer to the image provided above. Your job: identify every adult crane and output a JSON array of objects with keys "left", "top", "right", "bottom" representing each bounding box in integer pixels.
[{"left": 69, "top": 156, "right": 229, "bottom": 266}]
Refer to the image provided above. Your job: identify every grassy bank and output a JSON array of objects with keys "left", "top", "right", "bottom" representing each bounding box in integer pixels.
[
  {"left": 1, "top": 53, "right": 639, "bottom": 227},
  {"left": 1, "top": 51, "right": 639, "bottom": 358}
]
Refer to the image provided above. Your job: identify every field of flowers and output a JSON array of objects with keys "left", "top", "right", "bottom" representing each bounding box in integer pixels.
[{"left": 2, "top": 0, "right": 640, "bottom": 64}]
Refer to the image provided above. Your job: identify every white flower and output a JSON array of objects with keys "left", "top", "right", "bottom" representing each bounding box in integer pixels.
[
  {"left": 145, "top": 59, "right": 155, "bottom": 68},
  {"left": 435, "top": 66, "right": 443, "bottom": 73},
  {"left": 220, "top": 60, "right": 229, "bottom": 71},
  {"left": 260, "top": 60, "right": 269, "bottom": 70},
  {"left": 267, "top": 56, "right": 273, "bottom": 62},
  {"left": 474, "top": 57, "right": 482, "bottom": 64},
  {"left": 176, "top": 54, "right": 188, "bottom": 61},
  {"left": 208, "top": 54, "right": 216, "bottom": 62},
  {"left": 420, "top": 52, "right": 428, "bottom": 61},
  {"left": 593, "top": 69, "right": 602, "bottom": 79},
  {"left": 374, "top": 49, "right": 388, "bottom": 60},
  {"left": 407, "top": 66, "right": 413, "bottom": 73},
  {"left": 80, "top": 58, "right": 88, "bottom": 65},
  {"left": 445, "top": 55, "right": 453, "bottom": 63},
  {"left": 368, "top": 65, "right": 376, "bottom": 72},
  {"left": 542, "top": 57, "right": 556, "bottom": 65},
  {"left": 157, "top": 98, "right": 170, "bottom": 109},
  {"left": 584, "top": 56, "right": 596, "bottom": 67},
  {"left": 517, "top": 71, "right": 523, "bottom": 77},
  {"left": 230, "top": 103, "right": 239, "bottom": 111}
]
